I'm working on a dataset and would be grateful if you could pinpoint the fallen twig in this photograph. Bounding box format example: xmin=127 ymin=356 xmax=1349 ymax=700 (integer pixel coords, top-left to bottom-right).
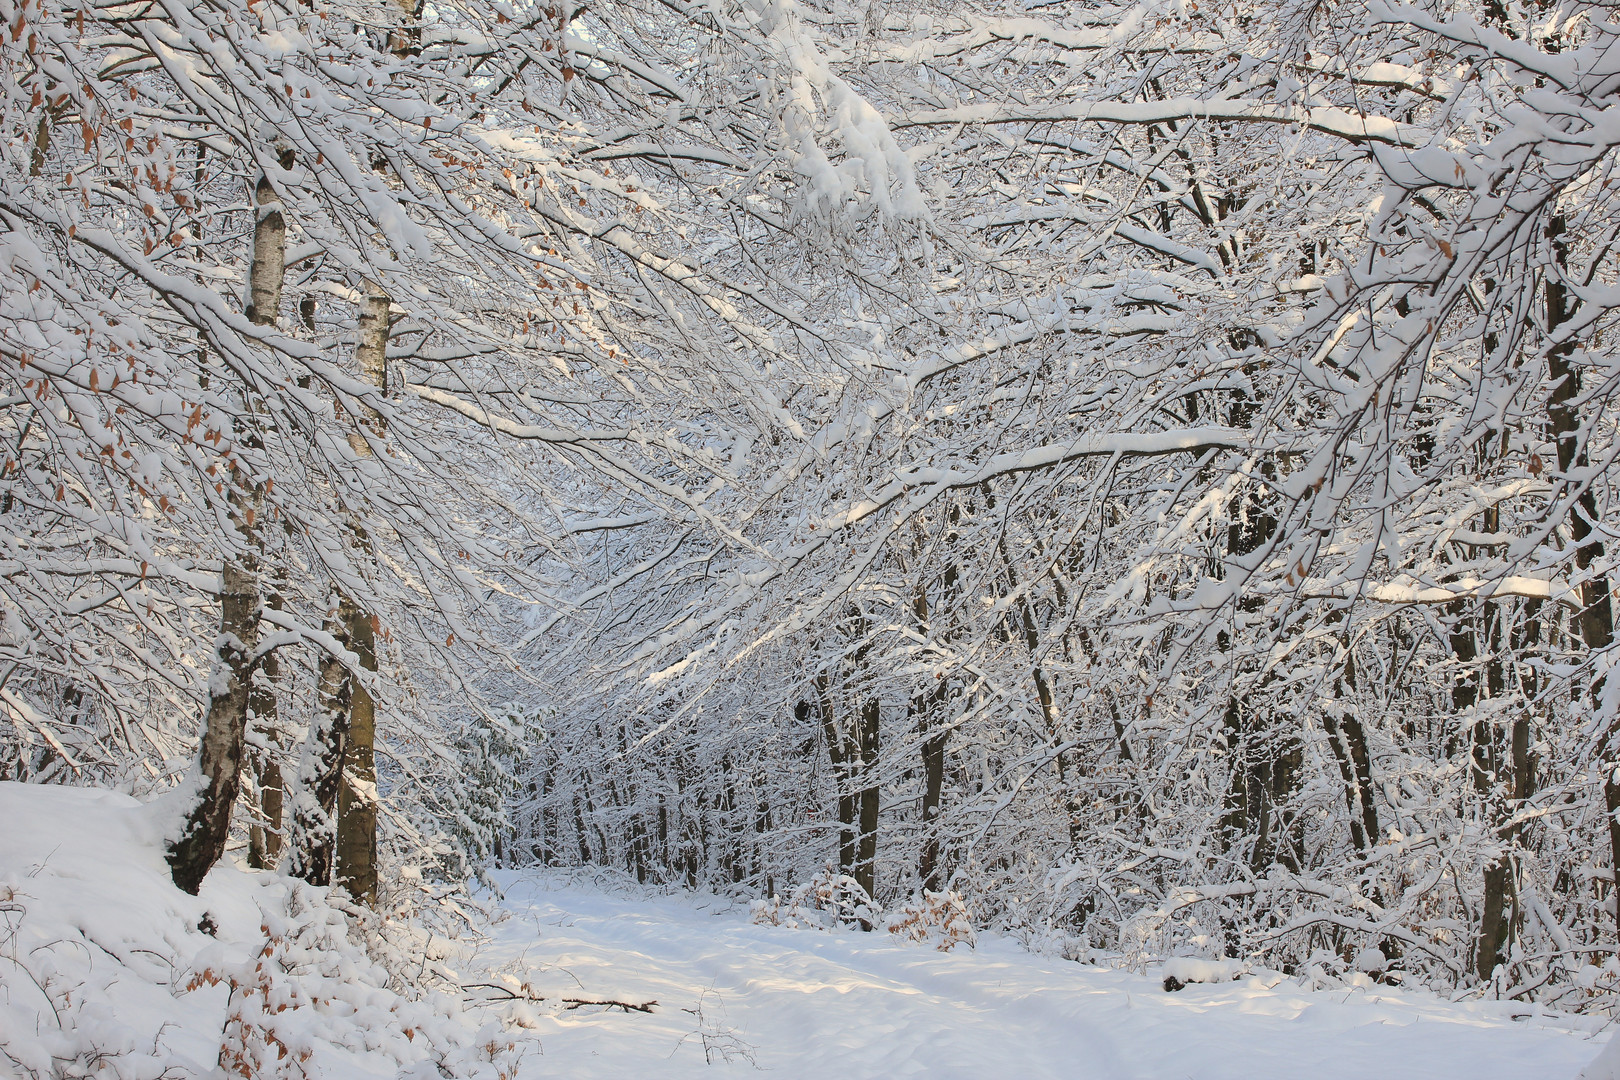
xmin=461 ymin=981 xmax=541 ymax=1002
xmin=461 ymin=982 xmax=657 ymax=1013
xmin=562 ymin=997 xmax=658 ymax=1013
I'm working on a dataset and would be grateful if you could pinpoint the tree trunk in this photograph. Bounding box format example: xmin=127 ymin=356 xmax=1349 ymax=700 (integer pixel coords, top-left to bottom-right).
xmin=29 ymin=112 xmax=49 ymax=178
xmin=242 ymin=156 xmax=293 ymax=874
xmin=853 ymin=696 xmax=880 ymax=910
xmin=1544 ymin=215 xmax=1619 ymax=948
xmin=910 ymin=548 xmax=958 ymax=893
xmin=335 ymin=605 xmax=378 ymax=903
xmin=918 ymin=704 xmax=946 ymax=892
xmin=165 ymin=160 xmax=288 ymax=894
xmin=350 ymin=281 xmax=390 ymax=447
xmin=289 ymin=602 xmax=354 ymax=886
xmin=246 ymin=642 xmax=283 ymax=870
xmin=915 ymin=508 xmax=961 ymax=892
xmin=291 ymin=280 xmax=389 ymax=895
xmin=1323 ymin=642 xmax=1379 ymax=852
xmin=984 ymin=489 xmax=1078 ymax=846
xmin=247 ymin=558 xmax=286 ymax=870
xmin=326 ymin=280 xmax=389 ymax=902
xmin=811 ymin=674 xmax=856 ymax=874
xmin=1217 ymin=376 xmax=1295 ymax=873
xmin=244 ymin=158 xmax=289 ymax=327
xmin=165 ymin=529 xmax=261 ymax=894
xmin=915 ymin=674 xmax=950 ymax=897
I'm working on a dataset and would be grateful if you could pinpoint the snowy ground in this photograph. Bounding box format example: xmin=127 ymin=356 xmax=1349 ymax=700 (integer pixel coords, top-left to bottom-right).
xmin=470 ymin=873 xmax=1608 ymax=1080
xmin=0 ymin=780 xmax=1611 ymax=1079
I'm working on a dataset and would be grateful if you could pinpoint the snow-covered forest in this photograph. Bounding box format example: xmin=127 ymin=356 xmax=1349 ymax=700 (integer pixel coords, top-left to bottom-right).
xmin=6 ymin=0 xmax=1620 ymax=1073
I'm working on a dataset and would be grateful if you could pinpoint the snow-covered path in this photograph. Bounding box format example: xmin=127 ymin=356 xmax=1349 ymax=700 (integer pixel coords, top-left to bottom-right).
xmin=472 ymin=873 xmax=1603 ymax=1079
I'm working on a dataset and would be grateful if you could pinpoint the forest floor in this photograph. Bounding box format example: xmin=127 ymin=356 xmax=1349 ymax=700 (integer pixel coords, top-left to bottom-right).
xmin=474 ymin=872 xmax=1606 ymax=1079
xmin=0 ymin=779 xmax=1610 ymax=1079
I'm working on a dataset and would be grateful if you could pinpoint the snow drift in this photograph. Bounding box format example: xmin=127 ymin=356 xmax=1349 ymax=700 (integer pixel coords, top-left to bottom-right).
xmin=0 ymin=782 xmax=523 ymax=1079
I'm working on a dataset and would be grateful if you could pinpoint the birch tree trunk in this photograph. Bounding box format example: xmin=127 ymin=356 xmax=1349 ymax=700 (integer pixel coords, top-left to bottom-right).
xmin=291 ymin=280 xmax=388 ymax=896
xmin=289 ymin=601 xmax=353 ymax=886
xmin=246 ymin=670 xmax=284 ymax=870
xmin=333 ymin=280 xmax=387 ymax=904
xmin=164 ymin=160 xmax=286 ymax=893
xmin=246 ymin=590 xmax=286 ymax=870
xmin=243 ymin=163 xmax=288 ymax=326
xmin=165 ymin=520 xmax=262 ymax=894
xmin=244 ymin=161 xmax=289 ymax=871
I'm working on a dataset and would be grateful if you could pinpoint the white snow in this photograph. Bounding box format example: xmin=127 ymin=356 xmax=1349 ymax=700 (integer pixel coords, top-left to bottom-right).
xmin=1159 ymin=955 xmax=1245 ymax=986
xmin=472 ymin=872 xmax=1608 ymax=1079
xmin=0 ymin=783 xmax=519 ymax=1079
xmin=0 ymin=781 xmax=1610 ymax=1079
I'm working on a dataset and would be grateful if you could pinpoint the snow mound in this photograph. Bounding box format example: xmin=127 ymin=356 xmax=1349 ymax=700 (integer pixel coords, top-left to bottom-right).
xmin=0 ymin=782 xmax=526 ymax=1079
xmin=1159 ymin=955 xmax=1244 ymax=990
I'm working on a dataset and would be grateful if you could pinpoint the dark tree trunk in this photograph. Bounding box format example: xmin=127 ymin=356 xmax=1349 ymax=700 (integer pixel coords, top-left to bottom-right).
xmin=1467 ymin=598 xmax=1517 ymax=982
xmin=335 ymin=605 xmax=378 ymax=903
xmin=810 ymin=674 xmax=857 ymax=875
xmin=985 ymin=490 xmax=1077 ymax=845
xmin=912 ymin=543 xmax=958 ymax=893
xmin=853 ymin=697 xmax=880 ymax=910
xmin=1544 ymin=215 xmax=1618 ymax=948
xmin=1323 ymin=644 xmax=1379 ymax=852
xmin=29 ymin=112 xmax=49 ymax=178
xmin=1217 ymin=375 xmax=1295 ymax=873
xmin=918 ymin=687 xmax=948 ymax=893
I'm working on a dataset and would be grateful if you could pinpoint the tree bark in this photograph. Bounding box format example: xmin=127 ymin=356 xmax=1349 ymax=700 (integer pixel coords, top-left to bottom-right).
xmin=165 ymin=158 xmax=289 ymax=894
xmin=853 ymin=696 xmax=880 ymax=909
xmin=1323 ymin=643 xmax=1379 ymax=852
xmin=241 ymin=156 xmax=291 ymax=873
xmin=1217 ymin=375 xmax=1297 ymax=873
xmin=910 ymin=538 xmax=958 ymax=893
xmin=1544 ymin=215 xmax=1619 ymax=949
xmin=299 ymin=279 xmax=389 ymax=899
xmin=166 ymin=526 xmax=262 ymax=894
xmin=350 ymin=281 xmax=390 ymax=446
xmin=918 ymin=695 xmax=947 ymax=892
xmin=289 ymin=602 xmax=353 ymax=886
xmin=244 ymin=159 xmax=289 ymax=327
xmin=29 ymin=112 xmax=49 ymax=179
xmin=336 ymin=605 xmax=378 ymax=903
xmin=247 ymin=548 xmax=286 ymax=870
xmin=811 ymin=673 xmax=856 ymax=875
xmin=246 ymin=637 xmax=283 ymax=870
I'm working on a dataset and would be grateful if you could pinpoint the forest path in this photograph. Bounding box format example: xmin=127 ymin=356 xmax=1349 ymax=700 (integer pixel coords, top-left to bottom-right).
xmin=470 ymin=872 xmax=1602 ymax=1079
